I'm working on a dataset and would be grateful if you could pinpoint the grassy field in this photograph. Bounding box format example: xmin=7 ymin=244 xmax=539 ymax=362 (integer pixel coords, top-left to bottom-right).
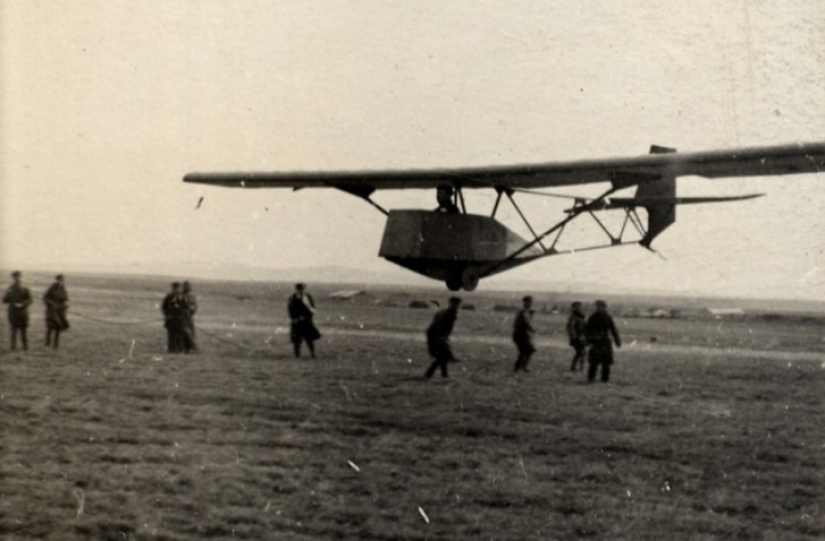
xmin=1 ymin=274 xmax=823 ymax=540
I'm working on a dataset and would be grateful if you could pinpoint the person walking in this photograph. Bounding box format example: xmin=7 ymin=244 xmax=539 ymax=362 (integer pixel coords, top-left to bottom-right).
xmin=44 ymin=274 xmax=70 ymax=349
xmin=3 ymin=271 xmax=32 ymax=351
xmin=424 ymin=296 xmax=462 ymax=379
xmin=566 ymin=301 xmax=586 ymax=371
xmin=513 ymin=295 xmax=536 ymax=373
xmin=288 ymin=283 xmax=320 ymax=358
xmin=584 ymin=300 xmax=622 ymax=383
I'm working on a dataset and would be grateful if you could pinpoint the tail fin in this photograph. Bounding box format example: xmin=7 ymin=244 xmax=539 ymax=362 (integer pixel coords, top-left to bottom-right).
xmin=638 ymin=145 xmax=676 ymax=248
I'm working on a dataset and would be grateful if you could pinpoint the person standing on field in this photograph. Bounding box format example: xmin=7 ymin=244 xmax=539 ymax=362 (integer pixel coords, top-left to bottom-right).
xmin=44 ymin=274 xmax=70 ymax=349
xmin=566 ymin=301 xmax=586 ymax=371
xmin=512 ymin=295 xmax=536 ymax=373
xmin=424 ymin=296 xmax=462 ymax=379
xmin=161 ymin=282 xmax=185 ymax=353
xmin=181 ymin=281 xmax=198 ymax=353
xmin=3 ymin=271 xmax=32 ymax=351
xmin=288 ymin=283 xmax=320 ymax=358
xmin=584 ymin=300 xmax=621 ymax=383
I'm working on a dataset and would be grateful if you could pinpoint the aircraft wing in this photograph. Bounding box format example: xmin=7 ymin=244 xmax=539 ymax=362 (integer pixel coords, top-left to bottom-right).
xmin=184 ymin=141 xmax=825 ymax=190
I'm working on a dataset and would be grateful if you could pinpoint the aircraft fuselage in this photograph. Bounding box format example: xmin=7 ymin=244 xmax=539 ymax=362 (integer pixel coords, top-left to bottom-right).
xmin=378 ymin=210 xmax=542 ymax=290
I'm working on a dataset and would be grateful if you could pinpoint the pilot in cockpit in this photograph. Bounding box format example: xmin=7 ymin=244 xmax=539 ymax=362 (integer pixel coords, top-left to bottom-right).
xmin=435 ymin=184 xmax=460 ymax=214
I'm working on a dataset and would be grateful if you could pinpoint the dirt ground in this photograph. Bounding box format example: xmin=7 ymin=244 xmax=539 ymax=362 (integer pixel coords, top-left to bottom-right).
xmin=1 ymin=275 xmax=823 ymax=540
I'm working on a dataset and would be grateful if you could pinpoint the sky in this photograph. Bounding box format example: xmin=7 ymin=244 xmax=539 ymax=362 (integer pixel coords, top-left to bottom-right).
xmin=1 ymin=1 xmax=823 ymax=300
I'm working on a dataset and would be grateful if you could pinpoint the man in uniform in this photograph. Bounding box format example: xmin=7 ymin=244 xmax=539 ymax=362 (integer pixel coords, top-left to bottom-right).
xmin=161 ymin=282 xmax=185 ymax=353
xmin=181 ymin=281 xmax=198 ymax=353
xmin=424 ymin=296 xmax=462 ymax=379
xmin=584 ymin=300 xmax=622 ymax=383
xmin=288 ymin=283 xmax=320 ymax=358
xmin=513 ymin=295 xmax=536 ymax=373
xmin=44 ymin=274 xmax=70 ymax=349
xmin=566 ymin=301 xmax=586 ymax=371
xmin=3 ymin=271 xmax=33 ymax=351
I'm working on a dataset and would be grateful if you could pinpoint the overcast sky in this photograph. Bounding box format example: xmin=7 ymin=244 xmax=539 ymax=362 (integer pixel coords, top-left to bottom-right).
xmin=1 ymin=1 xmax=823 ymax=299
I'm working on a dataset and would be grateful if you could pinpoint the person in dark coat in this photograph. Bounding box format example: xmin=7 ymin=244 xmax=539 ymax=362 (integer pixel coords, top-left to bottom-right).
xmin=44 ymin=274 xmax=70 ymax=349
xmin=566 ymin=301 xmax=586 ymax=371
xmin=3 ymin=271 xmax=32 ymax=351
xmin=288 ymin=283 xmax=320 ymax=358
xmin=584 ymin=300 xmax=622 ymax=383
xmin=513 ymin=295 xmax=536 ymax=373
xmin=181 ymin=281 xmax=197 ymax=353
xmin=161 ymin=282 xmax=185 ymax=353
xmin=424 ymin=296 xmax=462 ymax=379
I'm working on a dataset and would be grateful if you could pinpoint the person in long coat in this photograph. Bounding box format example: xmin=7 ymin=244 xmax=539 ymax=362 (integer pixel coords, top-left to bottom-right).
xmin=44 ymin=274 xmax=70 ymax=349
xmin=566 ymin=301 xmax=586 ymax=371
xmin=288 ymin=283 xmax=320 ymax=358
xmin=424 ymin=296 xmax=462 ymax=379
xmin=3 ymin=271 xmax=32 ymax=351
xmin=181 ymin=281 xmax=198 ymax=353
xmin=584 ymin=300 xmax=622 ymax=383
xmin=513 ymin=295 xmax=536 ymax=373
xmin=161 ymin=282 xmax=185 ymax=353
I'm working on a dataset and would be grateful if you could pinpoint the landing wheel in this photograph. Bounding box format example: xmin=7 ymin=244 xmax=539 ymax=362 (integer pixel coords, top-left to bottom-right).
xmin=461 ymin=268 xmax=479 ymax=291
xmin=446 ymin=277 xmax=463 ymax=291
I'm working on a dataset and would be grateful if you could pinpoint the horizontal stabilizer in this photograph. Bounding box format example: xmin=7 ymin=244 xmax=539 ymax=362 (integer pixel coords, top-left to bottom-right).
xmin=605 ymin=193 xmax=765 ymax=208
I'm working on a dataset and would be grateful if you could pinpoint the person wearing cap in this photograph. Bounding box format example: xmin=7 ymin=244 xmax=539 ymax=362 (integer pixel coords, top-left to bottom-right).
xmin=424 ymin=296 xmax=462 ymax=379
xmin=161 ymin=282 xmax=185 ymax=353
xmin=566 ymin=301 xmax=586 ymax=371
xmin=44 ymin=274 xmax=70 ymax=349
xmin=288 ymin=282 xmax=320 ymax=358
xmin=181 ymin=281 xmax=198 ymax=353
xmin=584 ymin=300 xmax=622 ymax=383
xmin=513 ymin=295 xmax=537 ymax=373
xmin=3 ymin=271 xmax=33 ymax=351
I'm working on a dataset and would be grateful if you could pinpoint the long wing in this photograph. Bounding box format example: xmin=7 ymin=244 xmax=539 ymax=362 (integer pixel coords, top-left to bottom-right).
xmin=184 ymin=141 xmax=825 ymax=190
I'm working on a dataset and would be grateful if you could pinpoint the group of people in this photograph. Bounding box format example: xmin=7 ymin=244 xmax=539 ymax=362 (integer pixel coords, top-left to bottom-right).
xmin=167 ymin=281 xmax=619 ymax=383
xmin=161 ymin=281 xmax=198 ymax=354
xmin=566 ymin=299 xmax=622 ymax=382
xmin=6 ymin=270 xmax=619 ymax=382
xmin=3 ymin=271 xmax=70 ymax=351
xmin=423 ymin=295 xmax=621 ymax=383
xmin=160 ymin=280 xmax=322 ymax=358
xmin=3 ymin=272 xmax=323 ymax=359
xmin=162 ymin=281 xmax=321 ymax=358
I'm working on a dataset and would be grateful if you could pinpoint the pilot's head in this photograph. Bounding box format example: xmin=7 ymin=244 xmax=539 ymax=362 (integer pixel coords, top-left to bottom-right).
xmin=448 ymin=296 xmax=462 ymax=307
xmin=522 ymin=295 xmax=534 ymax=307
xmin=11 ymin=271 xmax=21 ymax=283
xmin=437 ymin=184 xmax=453 ymax=204
xmin=595 ymin=300 xmax=607 ymax=311
xmin=295 ymin=282 xmax=306 ymax=292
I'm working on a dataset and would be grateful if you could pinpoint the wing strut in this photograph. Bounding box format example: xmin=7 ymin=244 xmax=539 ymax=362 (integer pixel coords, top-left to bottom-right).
xmin=490 ymin=187 xmax=506 ymax=218
xmin=505 ymin=190 xmax=548 ymax=253
xmin=478 ymin=186 xmax=620 ymax=279
xmin=335 ymin=186 xmax=389 ymax=216
xmin=456 ymin=186 xmax=467 ymax=214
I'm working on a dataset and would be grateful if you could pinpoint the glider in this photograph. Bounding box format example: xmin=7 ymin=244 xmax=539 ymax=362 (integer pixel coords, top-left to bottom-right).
xmin=184 ymin=141 xmax=825 ymax=291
